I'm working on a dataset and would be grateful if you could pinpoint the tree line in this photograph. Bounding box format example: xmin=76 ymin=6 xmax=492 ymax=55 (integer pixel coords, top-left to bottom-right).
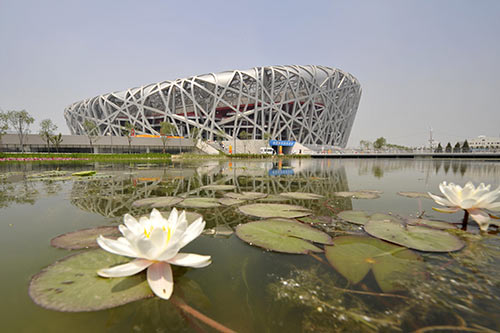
xmin=434 ymin=141 xmax=470 ymax=153
xmin=0 ymin=109 xmax=63 ymax=153
xmin=0 ymin=108 xmax=190 ymax=154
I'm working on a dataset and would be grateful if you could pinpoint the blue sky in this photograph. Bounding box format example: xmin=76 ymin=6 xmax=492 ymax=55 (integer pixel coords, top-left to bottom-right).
xmin=1 ymin=0 xmax=499 ymax=147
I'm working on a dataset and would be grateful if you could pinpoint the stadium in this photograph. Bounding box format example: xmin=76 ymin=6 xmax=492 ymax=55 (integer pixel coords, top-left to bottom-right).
xmin=64 ymin=65 xmax=361 ymax=148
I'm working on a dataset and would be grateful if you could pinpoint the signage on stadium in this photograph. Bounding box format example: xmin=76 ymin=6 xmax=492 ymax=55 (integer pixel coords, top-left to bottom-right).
xmin=269 ymin=140 xmax=295 ymax=147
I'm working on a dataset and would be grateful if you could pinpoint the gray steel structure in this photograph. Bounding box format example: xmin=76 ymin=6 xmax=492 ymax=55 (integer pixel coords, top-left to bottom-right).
xmin=64 ymin=65 xmax=361 ymax=147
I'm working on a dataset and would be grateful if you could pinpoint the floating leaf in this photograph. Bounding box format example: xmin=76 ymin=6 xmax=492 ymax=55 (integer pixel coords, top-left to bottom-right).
xmin=51 ymin=226 xmax=120 ymax=250
xmin=218 ymin=197 xmax=245 ymax=206
xmin=258 ymin=195 xmax=288 ymax=202
xmin=298 ymin=216 xmax=334 ymax=225
xmin=29 ymin=249 xmax=153 ymax=312
xmin=364 ymin=220 xmax=465 ymax=252
xmin=177 ymin=197 xmax=221 ymax=208
xmin=337 ymin=210 xmax=398 ymax=225
xmin=132 ymin=196 xmax=184 ymax=208
xmin=334 ymin=191 xmax=380 ymax=199
xmin=199 ymin=185 xmax=236 ymax=191
xmin=407 ymin=218 xmax=456 ymax=230
xmin=236 ymin=218 xmax=332 ymax=253
xmin=280 ymin=192 xmax=324 ymax=200
xmin=397 ymin=191 xmax=431 ymax=199
xmin=238 ymin=203 xmax=311 ymax=219
xmin=203 ymin=225 xmax=234 ymax=238
xmin=72 ymin=170 xmax=96 ymax=177
xmin=325 ymin=236 xmax=422 ymax=292
xmin=224 ymin=192 xmax=268 ymax=200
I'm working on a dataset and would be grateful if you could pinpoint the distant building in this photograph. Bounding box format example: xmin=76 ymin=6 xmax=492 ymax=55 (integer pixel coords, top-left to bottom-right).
xmin=468 ymin=136 xmax=500 ymax=150
xmin=64 ymin=65 xmax=362 ymax=147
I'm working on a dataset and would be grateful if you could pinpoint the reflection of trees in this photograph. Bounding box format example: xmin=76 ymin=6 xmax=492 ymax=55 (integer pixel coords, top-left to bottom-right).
xmin=0 ymin=177 xmax=39 ymax=208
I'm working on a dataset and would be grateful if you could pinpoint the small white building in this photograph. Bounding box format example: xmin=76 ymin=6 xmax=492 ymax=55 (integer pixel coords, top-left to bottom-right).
xmin=468 ymin=136 xmax=500 ymax=150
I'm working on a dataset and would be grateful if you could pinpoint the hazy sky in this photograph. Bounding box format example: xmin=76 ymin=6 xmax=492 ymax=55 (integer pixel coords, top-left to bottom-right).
xmin=1 ymin=0 xmax=499 ymax=147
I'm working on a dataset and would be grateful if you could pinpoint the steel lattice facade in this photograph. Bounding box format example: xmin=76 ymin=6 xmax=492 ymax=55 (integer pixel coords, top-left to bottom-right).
xmin=64 ymin=65 xmax=361 ymax=147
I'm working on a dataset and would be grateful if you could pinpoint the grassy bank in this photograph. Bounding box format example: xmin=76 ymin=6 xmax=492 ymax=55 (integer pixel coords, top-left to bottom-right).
xmin=0 ymin=152 xmax=171 ymax=162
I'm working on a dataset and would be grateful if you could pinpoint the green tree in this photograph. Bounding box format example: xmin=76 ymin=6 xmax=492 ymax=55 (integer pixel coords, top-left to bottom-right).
xmin=190 ymin=127 xmax=200 ymax=140
xmin=373 ymin=137 xmax=387 ymax=150
xmin=122 ymin=122 xmax=136 ymax=154
xmin=0 ymin=111 xmax=8 ymax=152
xmin=462 ymin=140 xmax=470 ymax=153
xmin=453 ymin=142 xmax=461 ymax=153
xmin=6 ymin=110 xmax=34 ymax=153
xmin=445 ymin=142 xmax=452 ymax=153
xmin=359 ymin=140 xmax=371 ymax=150
xmin=39 ymin=119 xmax=57 ymax=153
xmin=160 ymin=121 xmax=176 ymax=154
xmin=83 ymin=120 xmax=99 ymax=152
xmin=49 ymin=133 xmax=63 ymax=153
xmin=435 ymin=143 xmax=443 ymax=153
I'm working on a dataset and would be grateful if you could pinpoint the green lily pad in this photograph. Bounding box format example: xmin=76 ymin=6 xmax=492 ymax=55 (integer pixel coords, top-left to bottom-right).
xmin=132 ymin=196 xmax=184 ymax=208
xmin=51 ymin=226 xmax=121 ymax=250
xmin=72 ymin=170 xmax=96 ymax=177
xmin=407 ymin=218 xmax=456 ymax=230
xmin=325 ymin=236 xmax=422 ymax=292
xmin=397 ymin=191 xmax=431 ymax=199
xmin=28 ymin=171 xmax=68 ymax=179
xmin=224 ymin=192 xmax=268 ymax=200
xmin=337 ymin=210 xmax=398 ymax=225
xmin=28 ymin=249 xmax=153 ymax=312
xmin=177 ymin=197 xmax=221 ymax=208
xmin=218 ymin=197 xmax=245 ymax=206
xmin=238 ymin=203 xmax=311 ymax=219
xmin=258 ymin=195 xmax=289 ymax=202
xmin=280 ymin=192 xmax=324 ymax=200
xmin=235 ymin=218 xmax=332 ymax=254
xmin=364 ymin=220 xmax=465 ymax=252
xmin=298 ymin=216 xmax=335 ymax=225
xmin=334 ymin=191 xmax=380 ymax=199
xmin=199 ymin=185 xmax=236 ymax=191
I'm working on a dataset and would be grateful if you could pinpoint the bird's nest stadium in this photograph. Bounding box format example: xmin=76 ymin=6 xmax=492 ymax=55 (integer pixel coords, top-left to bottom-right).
xmin=64 ymin=65 xmax=361 ymax=147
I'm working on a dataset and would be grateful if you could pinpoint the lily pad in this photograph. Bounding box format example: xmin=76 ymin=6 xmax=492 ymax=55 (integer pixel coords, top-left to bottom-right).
xmin=364 ymin=220 xmax=465 ymax=252
xmin=337 ymin=210 xmax=398 ymax=225
xmin=238 ymin=203 xmax=311 ymax=219
xmin=132 ymin=196 xmax=184 ymax=208
xmin=72 ymin=170 xmax=96 ymax=177
xmin=407 ymin=218 xmax=456 ymax=230
xmin=397 ymin=191 xmax=431 ymax=199
xmin=280 ymin=192 xmax=324 ymax=200
xmin=325 ymin=236 xmax=422 ymax=292
xmin=224 ymin=192 xmax=268 ymax=200
xmin=29 ymin=249 xmax=153 ymax=312
xmin=334 ymin=191 xmax=380 ymax=199
xmin=298 ymin=216 xmax=335 ymax=225
xmin=236 ymin=218 xmax=332 ymax=254
xmin=218 ymin=197 xmax=245 ymax=206
xmin=199 ymin=185 xmax=236 ymax=191
xmin=51 ymin=226 xmax=121 ymax=250
xmin=177 ymin=197 xmax=221 ymax=208
xmin=259 ymin=195 xmax=289 ymax=202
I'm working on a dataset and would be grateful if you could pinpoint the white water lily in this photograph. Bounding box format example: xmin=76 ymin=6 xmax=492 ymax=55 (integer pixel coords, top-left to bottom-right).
xmin=428 ymin=181 xmax=500 ymax=231
xmin=97 ymin=208 xmax=211 ymax=299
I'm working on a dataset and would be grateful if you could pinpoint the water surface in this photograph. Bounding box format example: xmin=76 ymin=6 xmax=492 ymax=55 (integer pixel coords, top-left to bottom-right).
xmin=1 ymin=158 xmax=499 ymax=332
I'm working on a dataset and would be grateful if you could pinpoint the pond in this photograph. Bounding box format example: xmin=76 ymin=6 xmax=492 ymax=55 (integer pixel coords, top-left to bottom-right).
xmin=1 ymin=158 xmax=499 ymax=332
